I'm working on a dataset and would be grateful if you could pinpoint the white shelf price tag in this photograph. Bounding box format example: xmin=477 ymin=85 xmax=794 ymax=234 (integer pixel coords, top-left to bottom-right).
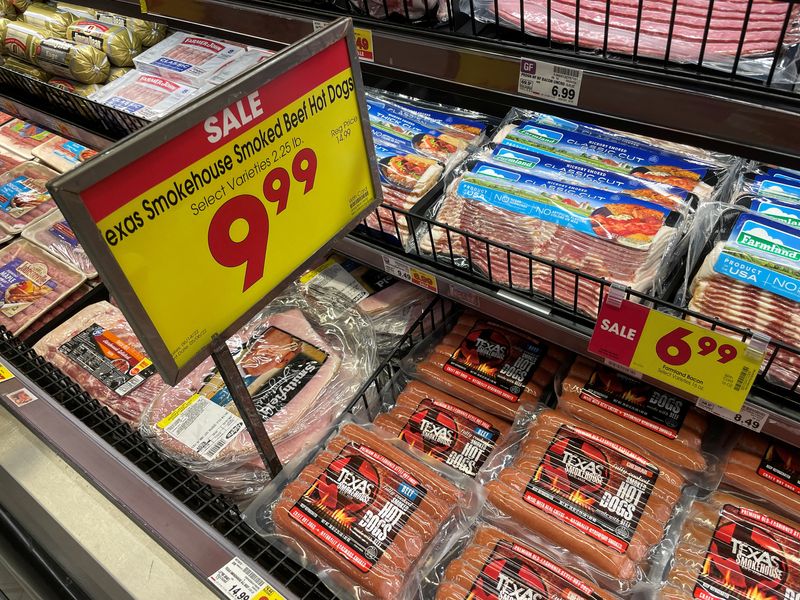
xmin=696 ymin=398 xmax=768 ymax=432
xmin=209 ymin=557 xmax=285 ymax=600
xmin=382 ymin=255 xmax=438 ymax=293
xmin=518 ymin=59 xmax=583 ymax=106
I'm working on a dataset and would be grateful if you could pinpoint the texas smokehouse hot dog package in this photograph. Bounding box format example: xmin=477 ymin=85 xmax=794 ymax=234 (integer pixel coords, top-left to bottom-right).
xmin=402 ymin=311 xmax=570 ymax=422
xmin=244 ymin=421 xmax=481 ymax=600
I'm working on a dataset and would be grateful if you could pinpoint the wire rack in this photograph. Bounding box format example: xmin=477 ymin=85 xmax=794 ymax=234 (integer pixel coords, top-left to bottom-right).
xmin=0 ymin=295 xmax=454 ymax=600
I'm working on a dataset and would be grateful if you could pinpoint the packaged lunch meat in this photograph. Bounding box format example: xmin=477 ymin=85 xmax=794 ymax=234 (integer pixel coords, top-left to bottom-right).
xmin=34 ymin=301 xmax=165 ymax=426
xmin=0 ymin=239 xmax=85 ymax=334
xmin=140 ymin=291 xmax=376 ymax=498
xmin=404 ymin=311 xmax=568 ymax=421
xmin=485 ymin=407 xmax=686 ymax=583
xmin=559 ymin=357 xmax=711 ymax=473
xmin=659 ymin=491 xmax=800 ymax=600
xmin=3 ymin=20 xmax=46 ymax=59
xmin=0 ymin=118 xmax=55 ymax=159
xmin=19 ymin=282 xmax=91 ymax=342
xmin=246 ymin=422 xmax=478 ymax=600
xmin=22 ymin=210 xmax=97 ymax=277
xmin=428 ymin=522 xmax=623 ymax=599
xmin=0 ymin=161 xmax=58 ymax=233
xmin=66 ymin=18 xmax=141 ymax=67
xmin=1 ymin=56 xmax=50 ymax=82
xmin=55 ymin=2 xmax=97 ymax=20
xmin=31 ymin=135 xmax=97 ymax=172
xmin=89 ymin=71 xmax=197 ymax=121
xmin=373 ymin=379 xmax=512 ymax=479
xmin=723 ymin=430 xmax=800 ymax=518
xmin=29 ymin=35 xmax=110 ymax=84
xmin=133 ymin=32 xmax=246 ymax=86
xmin=93 ymin=10 xmax=167 ymax=47
xmin=21 ymin=3 xmax=76 ymax=37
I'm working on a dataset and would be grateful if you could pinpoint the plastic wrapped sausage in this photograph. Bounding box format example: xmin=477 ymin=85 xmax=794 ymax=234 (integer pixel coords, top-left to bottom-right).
xmin=30 ymin=35 xmax=110 ymax=84
xmin=66 ymin=18 xmax=140 ymax=67
xmin=1 ymin=55 xmax=50 ymax=81
xmin=48 ymin=77 xmax=102 ymax=97
xmin=94 ymin=10 xmax=166 ymax=47
xmin=21 ymin=3 xmax=76 ymax=37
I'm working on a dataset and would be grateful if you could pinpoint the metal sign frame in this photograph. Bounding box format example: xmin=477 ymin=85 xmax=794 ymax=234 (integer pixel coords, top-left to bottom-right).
xmin=49 ymin=18 xmax=382 ymax=386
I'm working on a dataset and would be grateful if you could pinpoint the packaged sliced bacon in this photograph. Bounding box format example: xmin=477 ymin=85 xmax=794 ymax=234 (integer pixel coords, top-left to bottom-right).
xmin=89 ymin=70 xmax=197 ymax=121
xmin=140 ymin=290 xmax=377 ymax=499
xmin=204 ymin=47 xmax=274 ymax=87
xmin=0 ymin=161 xmax=59 ymax=233
xmin=403 ymin=311 xmax=569 ymax=422
xmin=19 ymin=282 xmax=92 ymax=342
xmin=0 ymin=118 xmax=56 ymax=160
xmin=0 ymin=146 xmax=25 ymax=174
xmin=22 ymin=210 xmax=97 ymax=278
xmin=658 ymin=491 xmax=800 ymax=600
xmin=484 ymin=405 xmax=688 ymax=584
xmin=133 ymin=32 xmax=246 ymax=86
xmin=33 ymin=301 xmax=167 ymax=426
xmin=0 ymin=111 xmax=14 ymax=128
xmin=31 ymin=135 xmax=97 ymax=173
xmin=0 ymin=239 xmax=85 ymax=334
xmin=244 ymin=422 xmax=480 ymax=600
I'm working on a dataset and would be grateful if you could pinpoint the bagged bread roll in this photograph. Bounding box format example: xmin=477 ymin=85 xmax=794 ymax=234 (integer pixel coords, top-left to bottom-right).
xmin=55 ymin=3 xmax=96 ymax=20
xmin=10 ymin=0 xmax=31 ymax=12
xmin=3 ymin=20 xmax=44 ymax=59
xmin=105 ymin=66 xmax=129 ymax=82
xmin=0 ymin=0 xmax=14 ymax=19
xmin=22 ymin=3 xmax=75 ymax=37
xmin=48 ymin=76 xmax=101 ymax=96
xmin=30 ymin=36 xmax=109 ymax=83
xmin=94 ymin=10 xmax=166 ymax=47
xmin=0 ymin=17 xmax=9 ymax=44
xmin=1 ymin=55 xmax=49 ymax=81
xmin=66 ymin=18 xmax=140 ymax=67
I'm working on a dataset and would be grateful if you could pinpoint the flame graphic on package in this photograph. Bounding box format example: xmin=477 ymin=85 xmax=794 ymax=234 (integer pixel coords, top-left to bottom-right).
xmin=536 ymin=436 xmax=610 ymax=496
xmin=568 ymin=489 xmax=595 ymax=508
xmin=400 ymin=408 xmax=458 ymax=456
xmin=765 ymin=444 xmax=798 ymax=475
xmin=589 ymin=368 xmax=648 ymax=406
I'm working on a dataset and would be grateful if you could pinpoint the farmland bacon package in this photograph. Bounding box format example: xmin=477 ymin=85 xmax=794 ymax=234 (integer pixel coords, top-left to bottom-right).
xmin=403 ymin=311 xmax=568 ymax=421
xmin=245 ymin=422 xmax=480 ymax=600
xmin=0 ymin=161 xmax=59 ymax=233
xmin=33 ymin=301 xmax=164 ymax=426
xmin=22 ymin=210 xmax=97 ymax=277
xmin=0 ymin=118 xmax=55 ymax=160
xmin=140 ymin=291 xmax=377 ymax=499
xmin=659 ymin=491 xmax=800 ymax=600
xmin=484 ymin=406 xmax=687 ymax=584
xmin=89 ymin=70 xmax=197 ymax=121
xmin=0 ymin=239 xmax=85 ymax=334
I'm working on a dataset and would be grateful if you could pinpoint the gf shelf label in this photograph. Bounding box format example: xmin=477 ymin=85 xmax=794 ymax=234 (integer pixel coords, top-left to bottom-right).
xmin=51 ymin=21 xmax=380 ymax=384
xmin=587 ymin=296 xmax=763 ymax=412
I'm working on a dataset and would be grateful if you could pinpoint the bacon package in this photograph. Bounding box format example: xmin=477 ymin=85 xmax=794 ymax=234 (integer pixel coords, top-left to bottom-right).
xmin=0 ymin=161 xmax=59 ymax=233
xmin=31 ymin=135 xmax=97 ymax=173
xmin=133 ymin=31 xmax=246 ymax=86
xmin=22 ymin=210 xmax=97 ymax=277
xmin=0 ymin=118 xmax=56 ymax=160
xmin=89 ymin=70 xmax=197 ymax=121
xmin=659 ymin=492 xmax=800 ymax=600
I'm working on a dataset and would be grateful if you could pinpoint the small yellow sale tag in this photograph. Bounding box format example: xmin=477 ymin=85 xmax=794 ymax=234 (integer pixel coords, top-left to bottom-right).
xmin=354 ymin=27 xmax=374 ymax=62
xmin=0 ymin=363 xmax=15 ymax=383
xmin=588 ymin=297 xmax=764 ymax=412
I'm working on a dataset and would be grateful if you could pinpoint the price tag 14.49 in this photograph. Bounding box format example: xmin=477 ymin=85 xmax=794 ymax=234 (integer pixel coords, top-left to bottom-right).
xmin=588 ymin=297 xmax=764 ymax=412
xmin=518 ymin=59 xmax=583 ymax=106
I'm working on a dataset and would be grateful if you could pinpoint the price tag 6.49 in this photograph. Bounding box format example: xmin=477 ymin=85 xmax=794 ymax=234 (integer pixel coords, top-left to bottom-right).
xmin=518 ymin=59 xmax=583 ymax=106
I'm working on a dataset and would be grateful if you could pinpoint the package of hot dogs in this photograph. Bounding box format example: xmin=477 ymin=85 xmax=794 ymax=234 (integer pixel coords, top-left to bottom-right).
xmin=484 ymin=406 xmax=689 ymax=585
xmin=558 ymin=357 xmax=718 ymax=475
xmin=722 ymin=430 xmax=800 ymax=518
xmin=139 ymin=290 xmax=377 ymax=500
xmin=403 ymin=311 xmax=569 ymax=421
xmin=657 ymin=491 xmax=800 ymax=599
xmin=245 ymin=422 xmax=481 ymax=600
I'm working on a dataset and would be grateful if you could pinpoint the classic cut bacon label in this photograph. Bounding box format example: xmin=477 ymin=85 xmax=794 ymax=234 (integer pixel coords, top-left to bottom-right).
xmin=524 ymin=425 xmax=658 ymax=553
xmin=445 ymin=320 xmax=547 ymax=403
xmin=579 ymin=364 xmax=690 ymax=439
xmin=758 ymin=443 xmax=800 ymax=497
xmin=290 ymin=442 xmax=426 ymax=572
xmin=398 ymin=396 xmax=501 ymax=477
xmin=694 ymin=504 xmax=800 ymax=600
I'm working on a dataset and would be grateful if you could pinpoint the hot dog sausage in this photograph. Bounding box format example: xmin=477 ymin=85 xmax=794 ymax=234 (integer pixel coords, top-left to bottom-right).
xmin=434 ymin=581 xmax=470 ymax=600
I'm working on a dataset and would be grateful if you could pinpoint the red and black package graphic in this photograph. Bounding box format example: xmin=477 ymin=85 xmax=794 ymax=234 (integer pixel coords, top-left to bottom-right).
xmin=694 ymin=504 xmax=800 ymax=600
xmin=468 ymin=539 xmax=604 ymax=600
xmin=444 ymin=320 xmax=546 ymax=403
xmin=398 ymin=396 xmax=501 ymax=478
xmin=580 ymin=365 xmax=690 ymax=439
xmin=758 ymin=443 xmax=800 ymax=497
xmin=290 ymin=442 xmax=426 ymax=573
xmin=524 ymin=425 xmax=658 ymax=553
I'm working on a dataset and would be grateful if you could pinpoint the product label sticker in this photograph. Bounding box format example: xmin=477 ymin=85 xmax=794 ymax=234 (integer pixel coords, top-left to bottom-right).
xmin=58 ymin=323 xmax=156 ymax=396
xmin=457 ymin=174 xmax=672 ymax=250
xmin=209 ymin=556 xmax=286 ymax=600
xmin=290 ymin=441 xmax=426 ymax=572
xmin=695 ymin=399 xmax=767 ymax=432
xmin=49 ymin=220 xmax=80 ymax=247
xmin=694 ymin=504 xmax=800 ymax=600
xmin=524 ymin=424 xmax=658 ymax=553
xmin=398 ymin=396 xmax=501 ymax=477
xmin=302 ymin=258 xmax=370 ymax=304
xmin=758 ymin=443 xmax=800 ymax=496
xmin=579 ymin=364 xmax=690 ymax=439
xmin=157 ymin=394 xmax=244 ymax=460
xmin=518 ymin=59 xmax=583 ymax=107
xmin=444 ymin=319 xmax=547 ymax=403
xmin=52 ymin=139 xmax=98 ymax=167
xmin=714 ymin=214 xmax=800 ymax=304
xmin=382 ymin=255 xmax=438 ymax=293
xmin=0 ymin=259 xmax=56 ymax=317
xmin=7 ymin=120 xmax=52 ymax=143
xmin=471 ymin=539 xmax=603 ymax=600
xmin=0 ymin=176 xmax=51 ymax=218
xmin=197 ymin=326 xmax=327 ymax=423
xmin=750 ymin=198 xmax=800 ymax=228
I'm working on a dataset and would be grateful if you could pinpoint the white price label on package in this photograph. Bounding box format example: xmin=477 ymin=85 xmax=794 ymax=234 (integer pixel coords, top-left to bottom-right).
xmin=209 ymin=557 xmax=285 ymax=600
xmin=518 ymin=59 xmax=583 ymax=106
xmin=696 ymin=398 xmax=768 ymax=432
xmin=382 ymin=255 xmax=438 ymax=293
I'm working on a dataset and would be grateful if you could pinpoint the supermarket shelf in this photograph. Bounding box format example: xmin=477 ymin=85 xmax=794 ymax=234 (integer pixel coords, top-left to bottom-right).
xmin=0 ymin=357 xmax=298 ymax=600
xmin=336 ymin=234 xmax=800 ymax=447
xmin=91 ymin=0 xmax=800 ymax=167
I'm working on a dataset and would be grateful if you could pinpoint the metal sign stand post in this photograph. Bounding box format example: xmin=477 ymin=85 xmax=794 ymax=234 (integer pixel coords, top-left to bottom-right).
xmin=210 ymin=337 xmax=282 ymax=477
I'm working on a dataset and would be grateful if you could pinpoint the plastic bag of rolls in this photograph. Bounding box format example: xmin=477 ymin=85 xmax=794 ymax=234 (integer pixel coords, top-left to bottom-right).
xmin=1 ymin=55 xmax=49 ymax=81
xmin=94 ymin=10 xmax=166 ymax=47
xmin=66 ymin=18 xmax=141 ymax=67
xmin=21 ymin=3 xmax=75 ymax=37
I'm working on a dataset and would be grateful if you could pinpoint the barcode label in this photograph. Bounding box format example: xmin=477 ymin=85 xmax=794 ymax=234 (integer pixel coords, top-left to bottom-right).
xmin=209 ymin=557 xmax=286 ymax=600
xmin=554 ymin=66 xmax=581 ymax=78
xmin=159 ymin=395 xmax=244 ymax=460
xmin=519 ymin=58 xmax=583 ymax=106
xmin=116 ymin=375 xmax=144 ymax=396
xmin=696 ymin=398 xmax=767 ymax=432
xmin=734 ymin=366 xmax=750 ymax=391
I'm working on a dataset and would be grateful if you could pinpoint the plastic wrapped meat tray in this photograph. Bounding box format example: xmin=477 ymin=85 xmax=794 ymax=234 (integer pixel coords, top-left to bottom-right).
xmin=0 ymin=239 xmax=85 ymax=335
xmin=0 ymin=119 xmax=56 ymax=160
xmin=0 ymin=161 xmax=59 ymax=234
xmin=22 ymin=210 xmax=97 ymax=278
xmin=89 ymin=70 xmax=197 ymax=121
xmin=31 ymin=135 xmax=97 ymax=173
